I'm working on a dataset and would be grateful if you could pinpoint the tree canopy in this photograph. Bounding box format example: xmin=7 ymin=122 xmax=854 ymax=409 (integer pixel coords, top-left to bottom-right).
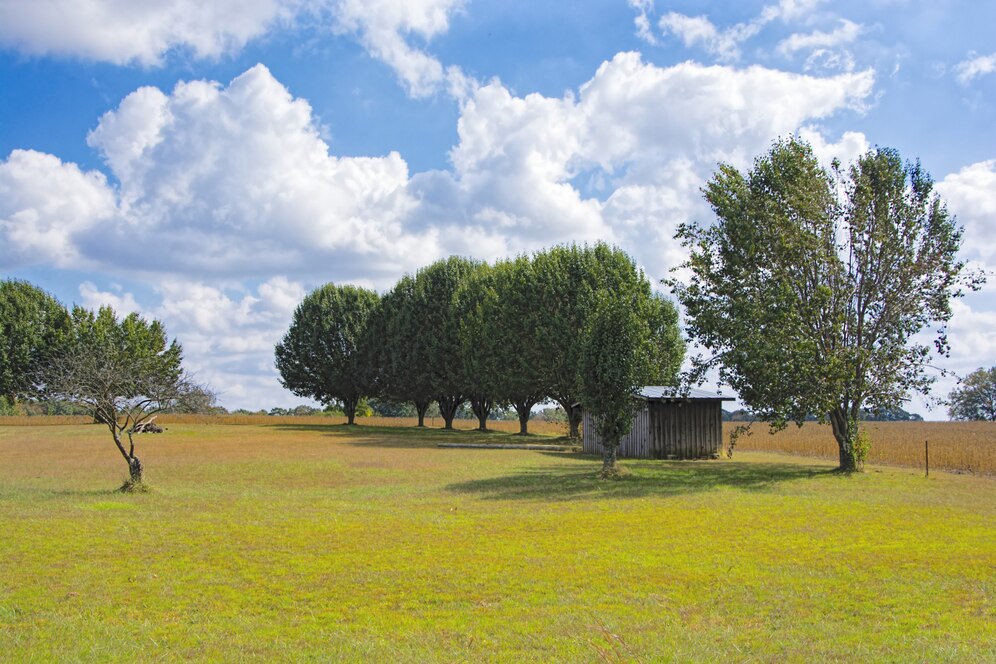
xmin=948 ymin=367 xmax=996 ymax=421
xmin=0 ymin=279 xmax=70 ymax=407
xmin=275 ymin=284 xmax=380 ymax=425
xmin=672 ymin=138 xmax=980 ymax=470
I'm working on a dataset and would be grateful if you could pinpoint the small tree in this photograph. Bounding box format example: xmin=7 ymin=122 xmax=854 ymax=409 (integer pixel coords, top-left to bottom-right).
xmin=275 ymin=284 xmax=380 ymax=425
xmin=673 ymin=138 xmax=980 ymax=471
xmin=579 ymin=294 xmax=644 ymax=476
xmin=42 ymin=306 xmax=202 ymax=490
xmin=948 ymin=367 xmax=996 ymax=421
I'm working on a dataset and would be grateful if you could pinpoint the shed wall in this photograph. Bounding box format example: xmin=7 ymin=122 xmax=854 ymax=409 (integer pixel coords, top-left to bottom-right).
xmin=582 ymin=399 xmax=724 ymax=459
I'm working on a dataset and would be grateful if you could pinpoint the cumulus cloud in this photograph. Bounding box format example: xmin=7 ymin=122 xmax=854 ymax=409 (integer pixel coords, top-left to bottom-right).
xmin=0 ymin=150 xmax=117 ymax=269
xmin=1 ymin=65 xmax=436 ymax=283
xmin=954 ymin=53 xmax=996 ymax=85
xmin=937 ymin=160 xmax=996 ymax=262
xmin=330 ymin=0 xmax=467 ymax=97
xmin=413 ymin=53 xmax=875 ymax=280
xmin=0 ymin=0 xmax=306 ymax=66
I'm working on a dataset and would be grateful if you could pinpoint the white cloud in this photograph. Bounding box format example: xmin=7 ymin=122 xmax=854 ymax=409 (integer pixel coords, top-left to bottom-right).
xmin=78 ymin=281 xmax=142 ymax=315
xmin=656 ymin=0 xmax=828 ymax=61
xmin=628 ymin=0 xmax=658 ymax=45
xmin=937 ymin=160 xmax=996 ymax=262
xmin=0 ymin=150 xmax=117 ymax=269
xmin=331 ymin=0 xmax=467 ymax=97
xmin=0 ymin=0 xmax=307 ymax=66
xmin=954 ymin=53 xmax=996 ymax=85
xmin=778 ymin=18 xmax=863 ymax=56
xmin=0 ymin=0 xmax=469 ymax=100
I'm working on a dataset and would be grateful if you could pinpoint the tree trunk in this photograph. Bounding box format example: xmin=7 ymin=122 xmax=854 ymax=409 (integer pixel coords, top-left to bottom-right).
xmin=128 ymin=456 xmax=143 ymax=484
xmin=829 ymin=407 xmax=858 ymax=472
xmin=414 ymin=399 xmax=430 ymax=427
xmin=344 ymin=396 xmax=358 ymax=425
xmin=557 ymin=398 xmax=582 ymax=439
xmin=470 ymin=396 xmax=492 ymax=431
xmin=438 ymin=396 xmax=463 ymax=430
xmin=514 ymin=402 xmax=531 ymax=435
xmin=602 ymin=443 xmax=618 ymax=474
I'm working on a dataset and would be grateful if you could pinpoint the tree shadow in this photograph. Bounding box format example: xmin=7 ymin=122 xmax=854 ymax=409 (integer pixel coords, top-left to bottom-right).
xmin=269 ymin=423 xmax=573 ymax=449
xmin=445 ymin=458 xmax=834 ymax=501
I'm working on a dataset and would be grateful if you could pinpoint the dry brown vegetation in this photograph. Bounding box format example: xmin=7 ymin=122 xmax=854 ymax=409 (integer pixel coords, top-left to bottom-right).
xmin=726 ymin=421 xmax=996 ymax=475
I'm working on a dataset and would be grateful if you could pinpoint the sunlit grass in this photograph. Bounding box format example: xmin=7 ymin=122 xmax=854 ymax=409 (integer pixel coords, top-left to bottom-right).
xmin=0 ymin=423 xmax=993 ymax=661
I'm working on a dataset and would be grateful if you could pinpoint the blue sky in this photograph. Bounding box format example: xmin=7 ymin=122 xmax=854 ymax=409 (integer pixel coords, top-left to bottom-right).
xmin=1 ymin=0 xmax=994 ymax=415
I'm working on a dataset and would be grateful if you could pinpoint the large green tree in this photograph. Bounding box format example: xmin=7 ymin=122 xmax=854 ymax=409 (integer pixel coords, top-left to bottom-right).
xmin=673 ymin=138 xmax=979 ymax=471
xmin=533 ymin=243 xmax=683 ymax=438
xmin=412 ymin=256 xmax=483 ymax=429
xmin=275 ymin=284 xmax=380 ymax=425
xmin=579 ymin=292 xmax=646 ymax=475
xmin=455 ymin=262 xmax=502 ymax=431
xmin=0 ymin=279 xmax=70 ymax=407
xmin=948 ymin=367 xmax=996 ymax=421
xmin=367 ymin=275 xmax=435 ymax=426
xmin=42 ymin=306 xmax=200 ymax=488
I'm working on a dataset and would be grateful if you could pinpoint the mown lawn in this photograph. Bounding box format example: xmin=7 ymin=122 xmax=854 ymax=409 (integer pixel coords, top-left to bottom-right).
xmin=0 ymin=423 xmax=993 ymax=662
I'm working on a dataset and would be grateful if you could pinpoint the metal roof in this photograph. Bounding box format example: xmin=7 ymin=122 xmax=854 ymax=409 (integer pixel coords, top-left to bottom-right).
xmin=637 ymin=386 xmax=735 ymax=401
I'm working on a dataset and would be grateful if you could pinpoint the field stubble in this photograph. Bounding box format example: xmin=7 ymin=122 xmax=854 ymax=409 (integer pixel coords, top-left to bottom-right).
xmin=0 ymin=421 xmax=992 ymax=661
xmin=726 ymin=421 xmax=996 ymax=475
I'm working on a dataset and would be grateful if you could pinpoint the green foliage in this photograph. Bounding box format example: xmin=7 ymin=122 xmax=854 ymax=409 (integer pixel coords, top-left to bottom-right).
xmin=42 ymin=305 xmax=198 ymax=485
xmin=948 ymin=367 xmax=996 ymax=421
xmin=533 ymin=243 xmax=684 ymax=438
xmin=673 ymin=138 xmax=980 ymax=470
xmin=853 ymin=429 xmax=871 ymax=470
xmin=579 ymin=292 xmax=646 ymax=474
xmin=275 ymin=283 xmax=380 ymax=424
xmin=0 ymin=280 xmax=70 ymax=404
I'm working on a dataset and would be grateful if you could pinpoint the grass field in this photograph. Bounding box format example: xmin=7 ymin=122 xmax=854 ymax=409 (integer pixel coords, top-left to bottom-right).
xmin=1 ymin=422 xmax=993 ymax=662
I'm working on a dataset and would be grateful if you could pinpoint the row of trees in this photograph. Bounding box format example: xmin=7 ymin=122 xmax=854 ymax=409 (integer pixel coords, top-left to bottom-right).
xmin=275 ymin=244 xmax=685 ymax=470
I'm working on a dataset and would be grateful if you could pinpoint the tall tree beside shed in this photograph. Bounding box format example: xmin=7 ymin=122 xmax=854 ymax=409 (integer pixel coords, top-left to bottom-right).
xmin=948 ymin=367 xmax=996 ymax=421
xmin=275 ymin=284 xmax=380 ymax=425
xmin=579 ymin=292 xmax=645 ymax=476
xmin=42 ymin=306 xmax=202 ymax=489
xmin=672 ymin=138 xmax=979 ymax=471
xmin=0 ymin=279 xmax=70 ymax=409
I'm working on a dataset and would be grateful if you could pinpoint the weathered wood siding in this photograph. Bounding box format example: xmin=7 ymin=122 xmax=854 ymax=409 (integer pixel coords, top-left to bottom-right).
xmin=582 ymin=399 xmax=723 ymax=459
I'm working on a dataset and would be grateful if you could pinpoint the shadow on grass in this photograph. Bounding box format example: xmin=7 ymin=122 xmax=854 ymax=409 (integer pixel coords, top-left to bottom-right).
xmin=445 ymin=459 xmax=834 ymax=501
xmin=270 ymin=423 xmax=571 ymax=449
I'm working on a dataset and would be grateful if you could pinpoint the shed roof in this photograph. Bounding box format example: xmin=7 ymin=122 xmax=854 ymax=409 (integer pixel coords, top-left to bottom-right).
xmin=637 ymin=386 xmax=735 ymax=401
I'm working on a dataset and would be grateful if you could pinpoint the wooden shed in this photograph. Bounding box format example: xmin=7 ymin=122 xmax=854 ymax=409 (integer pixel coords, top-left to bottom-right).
xmin=581 ymin=386 xmax=734 ymax=460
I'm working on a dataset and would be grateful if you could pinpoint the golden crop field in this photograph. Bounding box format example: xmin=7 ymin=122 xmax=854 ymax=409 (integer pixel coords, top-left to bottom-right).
xmin=725 ymin=421 xmax=996 ymax=475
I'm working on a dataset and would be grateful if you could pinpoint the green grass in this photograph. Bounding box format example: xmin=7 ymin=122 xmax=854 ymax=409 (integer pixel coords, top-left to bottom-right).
xmin=0 ymin=423 xmax=993 ymax=662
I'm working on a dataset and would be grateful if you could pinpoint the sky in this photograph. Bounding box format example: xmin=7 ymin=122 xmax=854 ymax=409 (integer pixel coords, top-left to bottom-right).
xmin=1 ymin=0 xmax=994 ymax=417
